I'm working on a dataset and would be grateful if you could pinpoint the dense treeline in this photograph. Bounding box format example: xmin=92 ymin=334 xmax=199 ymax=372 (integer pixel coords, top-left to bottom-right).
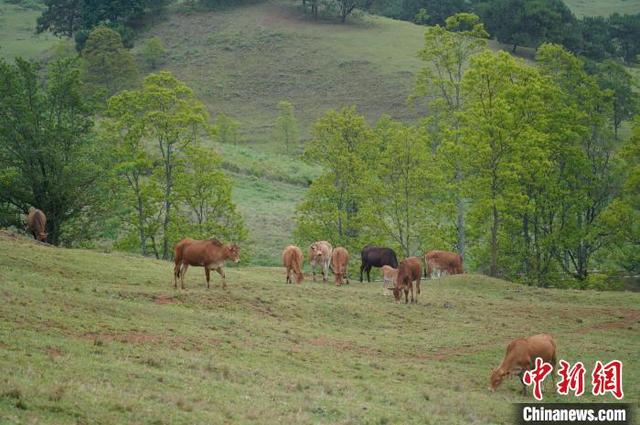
xmin=371 ymin=0 xmax=640 ymax=64
xmin=294 ymin=15 xmax=639 ymax=287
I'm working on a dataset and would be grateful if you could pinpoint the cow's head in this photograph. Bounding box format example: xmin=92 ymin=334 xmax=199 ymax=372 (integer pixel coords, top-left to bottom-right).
xmin=37 ymin=231 xmax=47 ymax=242
xmin=226 ymin=244 xmax=240 ymax=263
xmin=489 ymin=368 xmax=508 ymax=392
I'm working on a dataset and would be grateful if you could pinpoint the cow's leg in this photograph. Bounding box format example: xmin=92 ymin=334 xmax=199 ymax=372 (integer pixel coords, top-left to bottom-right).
xmin=360 ymin=263 xmax=365 ymax=282
xmin=324 ymin=260 xmax=330 ymax=283
xmin=416 ymin=277 xmax=421 ymax=303
xmin=216 ymin=267 xmax=227 ymax=289
xmin=366 ymin=266 xmax=372 ymax=283
xmin=180 ymin=263 xmax=189 ymax=290
xmin=311 ymin=263 xmax=316 ymax=282
xmin=173 ymin=262 xmax=180 ymax=289
xmin=286 ymin=267 xmax=290 ymax=284
xmin=404 ymin=288 xmax=409 ymax=304
xmin=519 ymin=371 xmax=527 ymax=396
xmin=205 ymin=267 xmax=211 ymax=289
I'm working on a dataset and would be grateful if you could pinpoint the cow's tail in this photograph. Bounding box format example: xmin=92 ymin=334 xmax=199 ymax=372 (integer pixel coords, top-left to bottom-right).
xmin=295 ymin=255 xmax=304 ymax=284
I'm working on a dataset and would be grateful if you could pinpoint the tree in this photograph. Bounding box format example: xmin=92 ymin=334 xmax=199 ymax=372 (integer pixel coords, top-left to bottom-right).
xmin=413 ymin=13 xmax=488 ymax=259
xmin=594 ymin=60 xmax=639 ymax=140
xmin=0 ymin=58 xmax=103 ymax=245
xmin=536 ymin=44 xmax=620 ymax=283
xmin=274 ymin=101 xmax=299 ymax=153
xmin=141 ymin=36 xmax=167 ymax=70
xmin=476 ymin=0 xmax=576 ymax=52
xmin=81 ymin=26 xmax=139 ymax=99
xmin=459 ymin=50 xmax=552 ymax=277
xmin=374 ymin=118 xmax=432 ymax=257
xmin=294 ymin=107 xmax=379 ymax=253
xmin=215 ymin=113 xmax=240 ymax=145
xmin=174 ymin=145 xmax=246 ymax=242
xmin=108 ymin=72 xmax=210 ymax=259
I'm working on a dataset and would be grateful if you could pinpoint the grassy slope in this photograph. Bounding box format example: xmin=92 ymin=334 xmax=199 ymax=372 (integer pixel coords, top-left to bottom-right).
xmin=0 ymin=1 xmax=58 ymax=60
xmin=0 ymin=233 xmax=638 ymax=424
xmin=564 ymin=0 xmax=640 ymax=17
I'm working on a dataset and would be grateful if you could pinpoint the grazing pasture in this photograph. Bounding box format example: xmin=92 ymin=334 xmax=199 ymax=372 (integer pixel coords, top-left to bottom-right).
xmin=563 ymin=0 xmax=640 ymax=17
xmin=0 ymin=232 xmax=638 ymax=424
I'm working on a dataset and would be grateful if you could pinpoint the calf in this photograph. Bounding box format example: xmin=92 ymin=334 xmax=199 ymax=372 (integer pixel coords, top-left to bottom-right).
xmin=309 ymin=241 xmax=332 ymax=282
xmin=27 ymin=207 xmax=47 ymax=242
xmin=360 ymin=245 xmax=398 ymax=282
xmin=390 ymin=257 xmax=422 ymax=304
xmin=424 ymin=250 xmax=463 ymax=278
xmin=380 ymin=265 xmax=397 ymax=295
xmin=489 ymin=334 xmax=557 ymax=395
xmin=282 ymin=245 xmax=304 ymax=284
xmin=173 ymin=238 xmax=240 ymax=289
xmin=331 ymin=247 xmax=349 ymax=286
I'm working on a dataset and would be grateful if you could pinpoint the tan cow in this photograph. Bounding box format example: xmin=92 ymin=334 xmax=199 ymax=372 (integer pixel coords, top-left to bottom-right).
xmin=381 ymin=265 xmax=397 ymax=295
xmin=424 ymin=250 xmax=463 ymax=278
xmin=26 ymin=207 xmax=47 ymax=242
xmin=173 ymin=238 xmax=240 ymax=289
xmin=331 ymin=247 xmax=349 ymax=286
xmin=489 ymin=334 xmax=557 ymax=395
xmin=309 ymin=241 xmax=332 ymax=282
xmin=282 ymin=245 xmax=304 ymax=284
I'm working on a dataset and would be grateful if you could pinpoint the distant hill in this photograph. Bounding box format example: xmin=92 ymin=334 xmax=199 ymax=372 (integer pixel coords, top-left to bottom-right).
xmin=563 ymin=0 xmax=640 ymax=17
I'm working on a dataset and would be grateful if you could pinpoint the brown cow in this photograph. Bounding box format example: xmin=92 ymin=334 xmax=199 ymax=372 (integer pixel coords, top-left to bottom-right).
xmin=389 ymin=257 xmax=422 ymax=303
xmin=489 ymin=334 xmax=557 ymax=395
xmin=173 ymin=238 xmax=240 ymax=289
xmin=26 ymin=207 xmax=47 ymax=242
xmin=282 ymin=245 xmax=304 ymax=284
xmin=309 ymin=241 xmax=332 ymax=282
xmin=381 ymin=265 xmax=397 ymax=295
xmin=424 ymin=250 xmax=463 ymax=278
xmin=331 ymin=247 xmax=349 ymax=286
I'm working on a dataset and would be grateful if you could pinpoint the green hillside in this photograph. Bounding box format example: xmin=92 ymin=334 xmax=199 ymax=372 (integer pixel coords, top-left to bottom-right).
xmin=564 ymin=0 xmax=640 ymax=17
xmin=0 ymin=233 xmax=638 ymax=424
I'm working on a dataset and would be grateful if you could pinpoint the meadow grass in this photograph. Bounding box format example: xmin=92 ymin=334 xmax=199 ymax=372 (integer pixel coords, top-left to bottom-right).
xmin=0 ymin=1 xmax=59 ymax=60
xmin=0 ymin=232 xmax=638 ymax=424
xmin=563 ymin=0 xmax=640 ymax=17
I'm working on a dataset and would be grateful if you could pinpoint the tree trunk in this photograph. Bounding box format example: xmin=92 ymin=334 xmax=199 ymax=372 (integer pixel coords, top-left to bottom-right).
xmin=455 ymin=167 xmax=465 ymax=258
xmin=490 ymin=204 xmax=499 ymax=277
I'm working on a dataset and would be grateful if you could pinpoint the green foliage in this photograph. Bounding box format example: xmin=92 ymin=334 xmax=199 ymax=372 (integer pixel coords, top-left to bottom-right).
xmin=475 ymin=0 xmax=577 ymax=52
xmin=593 ymin=59 xmax=639 ymax=139
xmin=295 ymin=107 xmax=379 ymax=253
xmin=36 ymin=0 xmax=168 ymax=49
xmin=215 ymin=113 xmax=240 ymax=145
xmin=106 ymin=71 xmax=241 ymax=259
xmin=0 ymin=57 xmax=104 ymax=245
xmin=274 ymin=101 xmax=299 ymax=154
xmin=174 ymin=144 xmax=247 ymax=243
xmin=81 ymin=26 xmax=139 ymax=100
xmin=141 ymin=36 xmax=166 ymax=69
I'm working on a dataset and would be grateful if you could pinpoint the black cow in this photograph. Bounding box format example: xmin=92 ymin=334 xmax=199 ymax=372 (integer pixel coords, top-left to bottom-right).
xmin=360 ymin=245 xmax=398 ymax=282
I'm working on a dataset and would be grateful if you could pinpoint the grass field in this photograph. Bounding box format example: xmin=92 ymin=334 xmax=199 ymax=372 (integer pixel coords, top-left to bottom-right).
xmin=0 ymin=1 xmax=59 ymax=60
xmin=0 ymin=232 xmax=638 ymax=424
xmin=564 ymin=0 xmax=640 ymax=17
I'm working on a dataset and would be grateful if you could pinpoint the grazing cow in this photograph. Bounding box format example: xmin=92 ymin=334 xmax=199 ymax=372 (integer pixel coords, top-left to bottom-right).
xmin=489 ymin=334 xmax=557 ymax=395
xmin=381 ymin=265 xmax=397 ymax=295
xmin=331 ymin=247 xmax=349 ymax=286
xmin=309 ymin=241 xmax=332 ymax=282
xmin=282 ymin=245 xmax=304 ymax=284
xmin=360 ymin=245 xmax=398 ymax=282
xmin=26 ymin=207 xmax=47 ymax=242
xmin=424 ymin=250 xmax=463 ymax=278
xmin=173 ymin=238 xmax=240 ymax=289
xmin=389 ymin=257 xmax=422 ymax=304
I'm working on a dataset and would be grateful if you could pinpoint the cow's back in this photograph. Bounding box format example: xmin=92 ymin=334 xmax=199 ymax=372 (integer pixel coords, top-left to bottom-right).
xmin=27 ymin=208 xmax=46 ymax=241
xmin=361 ymin=246 xmax=398 ymax=268
xmin=283 ymin=245 xmax=303 ymax=267
xmin=331 ymin=247 xmax=349 ymax=272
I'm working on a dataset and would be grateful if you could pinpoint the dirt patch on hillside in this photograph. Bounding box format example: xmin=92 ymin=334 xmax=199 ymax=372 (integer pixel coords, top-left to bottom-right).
xmin=154 ymin=294 xmax=177 ymax=305
xmin=575 ymin=309 xmax=640 ymax=334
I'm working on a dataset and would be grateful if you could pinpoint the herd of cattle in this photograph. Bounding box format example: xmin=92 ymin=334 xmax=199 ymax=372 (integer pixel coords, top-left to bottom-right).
xmin=283 ymin=241 xmax=464 ymax=303
xmin=24 ymin=207 xmax=561 ymax=396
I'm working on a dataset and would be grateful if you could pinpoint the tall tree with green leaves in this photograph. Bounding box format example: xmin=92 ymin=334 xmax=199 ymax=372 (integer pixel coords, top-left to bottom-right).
xmin=215 ymin=113 xmax=240 ymax=145
xmin=174 ymin=144 xmax=246 ymax=243
xmin=594 ymin=60 xmax=639 ymax=140
xmin=536 ymin=43 xmax=620 ymax=283
xmin=294 ymin=107 xmax=379 ymax=253
xmin=108 ymin=72 xmax=210 ymax=259
xmin=81 ymin=26 xmax=139 ymax=99
xmin=374 ymin=118 xmax=432 ymax=257
xmin=274 ymin=101 xmax=299 ymax=153
xmin=459 ymin=50 xmax=552 ymax=277
xmin=141 ymin=36 xmax=167 ymax=70
xmin=413 ymin=13 xmax=488 ymax=259
xmin=0 ymin=58 xmax=103 ymax=245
